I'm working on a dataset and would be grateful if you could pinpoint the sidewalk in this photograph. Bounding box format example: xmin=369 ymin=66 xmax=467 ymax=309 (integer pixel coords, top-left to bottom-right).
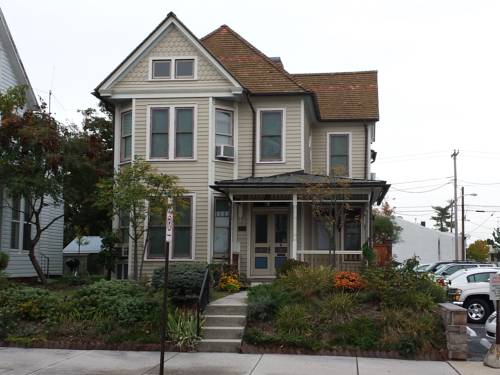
xmin=0 ymin=347 xmax=496 ymax=375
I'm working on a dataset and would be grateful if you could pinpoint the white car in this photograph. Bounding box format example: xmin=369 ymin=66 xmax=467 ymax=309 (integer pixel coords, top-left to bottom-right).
xmin=447 ymin=268 xmax=500 ymax=323
xmin=486 ymin=311 xmax=496 ymax=340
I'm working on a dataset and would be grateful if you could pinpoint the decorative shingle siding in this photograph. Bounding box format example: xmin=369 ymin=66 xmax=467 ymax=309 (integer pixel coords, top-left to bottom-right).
xmin=113 ymin=24 xmax=232 ymax=94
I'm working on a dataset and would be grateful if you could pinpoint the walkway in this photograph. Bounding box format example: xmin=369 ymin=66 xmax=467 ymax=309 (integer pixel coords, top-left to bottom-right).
xmin=0 ymin=348 xmax=497 ymax=375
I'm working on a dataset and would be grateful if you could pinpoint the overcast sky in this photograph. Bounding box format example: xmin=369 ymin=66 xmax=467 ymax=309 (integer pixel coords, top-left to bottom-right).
xmin=3 ymin=0 xmax=500 ymax=242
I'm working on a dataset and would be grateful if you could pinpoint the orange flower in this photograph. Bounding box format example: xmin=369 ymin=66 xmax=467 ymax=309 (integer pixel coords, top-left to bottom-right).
xmin=334 ymin=271 xmax=365 ymax=292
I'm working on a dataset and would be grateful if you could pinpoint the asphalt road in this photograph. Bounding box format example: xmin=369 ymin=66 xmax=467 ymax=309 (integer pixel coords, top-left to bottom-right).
xmin=467 ymin=323 xmax=491 ymax=361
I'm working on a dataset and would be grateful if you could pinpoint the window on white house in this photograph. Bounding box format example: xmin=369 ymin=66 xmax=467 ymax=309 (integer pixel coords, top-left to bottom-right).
xmin=119 ymin=210 xmax=129 ymax=256
xmin=315 ymin=219 xmax=335 ymax=251
xmin=121 ymin=111 xmax=132 ymax=161
xmin=10 ymin=197 xmax=31 ymax=250
xmin=147 ymin=197 xmax=193 ymax=259
xmin=213 ymin=198 xmax=230 ymax=259
xmin=150 ymin=108 xmax=169 ymax=158
xmin=329 ymin=134 xmax=349 ymax=176
xmin=175 ymin=108 xmax=194 ymax=158
xmin=215 ymin=109 xmax=233 ymax=146
xmin=260 ymin=110 xmax=283 ymax=161
xmin=175 ymin=59 xmax=194 ymax=79
xmin=344 ymin=208 xmax=361 ymax=250
xmin=152 ymin=59 xmax=171 ymax=79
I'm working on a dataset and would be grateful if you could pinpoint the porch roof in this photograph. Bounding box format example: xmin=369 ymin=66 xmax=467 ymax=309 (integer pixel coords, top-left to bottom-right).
xmin=211 ymin=170 xmax=390 ymax=204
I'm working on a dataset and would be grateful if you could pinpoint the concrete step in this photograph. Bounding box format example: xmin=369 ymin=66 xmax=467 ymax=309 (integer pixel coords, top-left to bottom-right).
xmin=204 ymin=315 xmax=246 ymax=327
xmin=197 ymin=339 xmax=241 ymax=353
xmin=204 ymin=304 xmax=247 ymax=316
xmin=202 ymin=326 xmax=245 ymax=340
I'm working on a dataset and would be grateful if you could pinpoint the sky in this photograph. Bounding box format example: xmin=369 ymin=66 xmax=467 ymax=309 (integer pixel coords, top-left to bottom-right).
xmin=2 ymin=0 xmax=500 ymax=242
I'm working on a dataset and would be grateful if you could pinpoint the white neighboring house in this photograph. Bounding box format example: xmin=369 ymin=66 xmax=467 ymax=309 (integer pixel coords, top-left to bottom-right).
xmin=0 ymin=7 xmax=63 ymax=278
xmin=392 ymin=217 xmax=455 ymax=264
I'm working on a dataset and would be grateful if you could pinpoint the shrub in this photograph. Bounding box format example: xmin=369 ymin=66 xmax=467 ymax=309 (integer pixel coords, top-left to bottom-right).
xmin=247 ymin=283 xmax=292 ymax=322
xmin=219 ymin=272 xmax=240 ymax=292
xmin=278 ymin=265 xmax=335 ymax=299
xmin=166 ymin=308 xmax=200 ymax=350
xmin=334 ymin=271 xmax=364 ymax=292
xmin=334 ymin=317 xmax=380 ymax=350
xmin=209 ymin=263 xmax=238 ymax=287
xmin=275 ymin=304 xmax=313 ymax=338
xmin=276 ymin=258 xmax=307 ymax=277
xmin=0 ymin=286 xmax=61 ymax=321
xmin=0 ymin=252 xmax=9 ymax=271
xmin=152 ymin=263 xmax=207 ymax=304
xmin=318 ymin=292 xmax=355 ymax=324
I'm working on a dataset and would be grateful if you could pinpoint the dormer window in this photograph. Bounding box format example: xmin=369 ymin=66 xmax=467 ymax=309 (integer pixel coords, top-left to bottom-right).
xmin=175 ymin=59 xmax=194 ymax=79
xmin=152 ymin=59 xmax=171 ymax=79
xmin=150 ymin=57 xmax=196 ymax=80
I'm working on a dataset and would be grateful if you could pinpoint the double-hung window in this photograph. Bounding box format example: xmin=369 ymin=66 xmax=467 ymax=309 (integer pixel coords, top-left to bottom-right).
xmin=152 ymin=59 xmax=171 ymax=79
xmin=215 ymin=109 xmax=233 ymax=147
xmin=175 ymin=59 xmax=194 ymax=79
xmin=10 ymin=196 xmax=31 ymax=251
xmin=151 ymin=58 xmax=195 ymax=80
xmin=328 ymin=134 xmax=350 ymax=177
xmin=344 ymin=208 xmax=361 ymax=250
xmin=149 ymin=106 xmax=194 ymax=160
xmin=259 ymin=110 xmax=284 ymax=162
xmin=121 ymin=111 xmax=132 ymax=162
xmin=147 ymin=196 xmax=194 ymax=260
xmin=213 ymin=198 xmax=230 ymax=259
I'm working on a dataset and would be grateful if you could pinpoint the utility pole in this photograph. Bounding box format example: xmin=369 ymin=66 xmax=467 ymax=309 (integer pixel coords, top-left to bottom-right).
xmin=451 ymin=150 xmax=459 ymax=260
xmin=461 ymin=186 xmax=465 ymax=260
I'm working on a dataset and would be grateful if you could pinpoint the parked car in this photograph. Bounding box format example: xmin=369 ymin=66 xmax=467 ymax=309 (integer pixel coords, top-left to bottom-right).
xmin=435 ymin=262 xmax=496 ymax=279
xmin=414 ymin=263 xmax=432 ymax=273
xmin=426 ymin=261 xmax=489 ymax=273
xmin=486 ymin=311 xmax=496 ymax=340
xmin=447 ymin=268 xmax=500 ymax=323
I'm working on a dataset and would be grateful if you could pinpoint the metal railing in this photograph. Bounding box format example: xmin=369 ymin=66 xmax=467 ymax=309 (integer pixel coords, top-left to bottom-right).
xmin=39 ymin=253 xmax=50 ymax=279
xmin=196 ymin=266 xmax=210 ymax=337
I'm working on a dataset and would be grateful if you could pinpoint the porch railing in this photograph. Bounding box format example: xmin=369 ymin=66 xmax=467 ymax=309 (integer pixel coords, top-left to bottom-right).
xmin=196 ymin=266 xmax=210 ymax=337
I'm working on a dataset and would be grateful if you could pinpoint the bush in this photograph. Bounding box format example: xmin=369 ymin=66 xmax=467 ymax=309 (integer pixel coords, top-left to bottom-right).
xmin=209 ymin=263 xmax=238 ymax=287
xmin=276 ymin=258 xmax=307 ymax=277
xmin=247 ymin=283 xmax=292 ymax=322
xmin=152 ymin=263 xmax=207 ymax=304
xmin=318 ymin=292 xmax=355 ymax=325
xmin=0 ymin=286 xmax=61 ymax=321
xmin=334 ymin=271 xmax=364 ymax=292
xmin=278 ymin=265 xmax=335 ymax=299
xmin=275 ymin=304 xmax=313 ymax=337
xmin=334 ymin=317 xmax=380 ymax=350
xmin=0 ymin=252 xmax=9 ymax=271
xmin=219 ymin=272 xmax=240 ymax=292
xmin=166 ymin=308 xmax=200 ymax=350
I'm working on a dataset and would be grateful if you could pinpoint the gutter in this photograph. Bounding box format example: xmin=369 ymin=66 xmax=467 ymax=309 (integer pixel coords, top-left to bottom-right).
xmin=245 ymin=91 xmax=257 ymax=177
xmin=364 ymin=123 xmax=368 ymax=179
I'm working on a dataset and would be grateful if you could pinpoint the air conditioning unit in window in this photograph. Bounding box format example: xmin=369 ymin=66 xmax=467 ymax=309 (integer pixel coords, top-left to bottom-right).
xmin=121 ymin=245 xmax=129 ymax=258
xmin=215 ymin=144 xmax=235 ymax=160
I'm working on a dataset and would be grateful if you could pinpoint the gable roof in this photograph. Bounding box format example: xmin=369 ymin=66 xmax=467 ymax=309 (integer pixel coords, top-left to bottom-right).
xmin=0 ymin=7 xmax=37 ymax=108
xmin=293 ymin=71 xmax=379 ymax=121
xmin=95 ymin=12 xmax=242 ymax=95
xmin=200 ymin=25 xmax=307 ymax=95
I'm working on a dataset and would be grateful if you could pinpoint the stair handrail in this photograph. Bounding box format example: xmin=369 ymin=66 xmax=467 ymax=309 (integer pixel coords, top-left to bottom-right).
xmin=196 ymin=265 xmax=210 ymax=337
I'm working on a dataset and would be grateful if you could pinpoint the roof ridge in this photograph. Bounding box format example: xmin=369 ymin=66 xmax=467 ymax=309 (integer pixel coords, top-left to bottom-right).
xmin=202 ymin=25 xmax=309 ymax=93
xmin=293 ymin=70 xmax=378 ymax=76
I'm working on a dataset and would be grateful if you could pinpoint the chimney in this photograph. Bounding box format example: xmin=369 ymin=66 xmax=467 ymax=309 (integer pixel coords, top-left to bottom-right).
xmin=420 ymin=221 xmax=426 ymax=227
xmin=269 ymin=57 xmax=284 ymax=70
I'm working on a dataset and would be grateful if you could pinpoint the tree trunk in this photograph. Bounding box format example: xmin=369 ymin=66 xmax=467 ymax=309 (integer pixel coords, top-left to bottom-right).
xmin=133 ymin=238 xmax=138 ymax=281
xmin=28 ymin=247 xmax=47 ymax=284
xmin=106 ymin=268 xmax=112 ymax=280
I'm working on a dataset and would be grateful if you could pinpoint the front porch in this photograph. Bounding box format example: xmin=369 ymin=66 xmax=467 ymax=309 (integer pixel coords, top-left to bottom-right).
xmin=211 ymin=171 xmax=389 ymax=281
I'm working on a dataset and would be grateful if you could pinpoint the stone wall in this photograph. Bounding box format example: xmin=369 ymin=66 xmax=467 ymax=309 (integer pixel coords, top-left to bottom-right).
xmin=439 ymin=302 xmax=467 ymax=360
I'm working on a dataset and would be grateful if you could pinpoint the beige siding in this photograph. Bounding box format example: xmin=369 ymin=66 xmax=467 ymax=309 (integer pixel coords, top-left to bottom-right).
xmin=214 ymin=99 xmax=236 ymax=181
xmin=238 ymin=96 xmax=303 ymax=178
xmin=113 ymin=24 xmax=232 ymax=93
xmin=311 ymin=122 xmax=367 ymax=179
xmin=132 ymin=97 xmax=210 ymax=276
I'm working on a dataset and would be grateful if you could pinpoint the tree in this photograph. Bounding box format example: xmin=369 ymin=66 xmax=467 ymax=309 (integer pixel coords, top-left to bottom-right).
xmin=0 ymin=86 xmax=65 ymax=283
xmin=74 ymin=226 xmax=89 ymax=275
xmin=96 ymin=160 xmax=186 ymax=280
xmin=300 ymin=172 xmax=352 ymax=268
xmin=373 ymin=200 xmax=402 ymax=244
xmin=63 ymin=107 xmax=113 ymax=244
xmin=97 ymin=231 xmax=121 ymax=280
xmin=466 ymin=240 xmax=489 ymax=262
xmin=431 ymin=201 xmax=454 ymax=232
xmin=487 ymin=227 xmax=500 ymax=261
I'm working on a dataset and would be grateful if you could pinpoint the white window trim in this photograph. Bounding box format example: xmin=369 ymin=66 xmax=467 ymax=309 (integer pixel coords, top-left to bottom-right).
xmin=120 ymin=109 xmax=133 ymax=163
xmin=212 ymin=195 xmax=231 ymax=259
xmin=214 ymin=105 xmax=235 ymax=164
xmin=326 ymin=132 xmax=352 ymax=178
xmin=256 ymin=108 xmax=286 ymax=164
xmin=9 ymin=196 xmax=30 ymax=253
xmin=143 ymin=193 xmax=196 ymax=262
xmin=145 ymin=104 xmax=198 ymax=161
xmin=148 ymin=56 xmax=198 ymax=81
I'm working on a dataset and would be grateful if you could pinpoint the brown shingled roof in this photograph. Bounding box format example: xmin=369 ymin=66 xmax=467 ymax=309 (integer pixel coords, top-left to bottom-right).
xmin=201 ymin=25 xmax=307 ymax=95
xmin=293 ymin=72 xmax=379 ymax=121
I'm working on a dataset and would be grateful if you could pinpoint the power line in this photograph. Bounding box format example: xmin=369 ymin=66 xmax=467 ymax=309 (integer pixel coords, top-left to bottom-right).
xmin=377 ymin=150 xmax=449 ymax=160
xmin=459 ymin=179 xmax=500 ymax=186
xmin=391 ymin=181 xmax=451 ymax=194
xmin=468 ymin=214 xmax=495 ymax=234
xmin=391 ymin=176 xmax=452 ymax=185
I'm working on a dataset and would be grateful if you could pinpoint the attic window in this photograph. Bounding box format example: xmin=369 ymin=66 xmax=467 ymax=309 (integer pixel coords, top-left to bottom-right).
xmin=152 ymin=59 xmax=171 ymax=79
xmin=175 ymin=59 xmax=194 ymax=79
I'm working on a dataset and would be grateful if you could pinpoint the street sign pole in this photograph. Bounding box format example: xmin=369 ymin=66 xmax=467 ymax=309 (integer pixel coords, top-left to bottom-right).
xmin=159 ymin=207 xmax=173 ymax=375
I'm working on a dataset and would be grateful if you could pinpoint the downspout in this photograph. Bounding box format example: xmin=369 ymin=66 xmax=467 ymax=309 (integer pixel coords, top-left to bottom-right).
xmin=245 ymin=91 xmax=257 ymax=177
xmin=364 ymin=123 xmax=368 ymax=180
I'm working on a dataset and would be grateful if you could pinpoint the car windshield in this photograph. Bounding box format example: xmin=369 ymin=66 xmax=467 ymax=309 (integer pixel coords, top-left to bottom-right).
xmin=434 ymin=264 xmax=450 ymax=274
xmin=415 ymin=264 xmax=431 ymax=272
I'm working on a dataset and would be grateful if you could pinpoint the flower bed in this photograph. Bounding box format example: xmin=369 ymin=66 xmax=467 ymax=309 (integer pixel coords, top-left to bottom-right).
xmin=244 ymin=260 xmax=447 ymax=358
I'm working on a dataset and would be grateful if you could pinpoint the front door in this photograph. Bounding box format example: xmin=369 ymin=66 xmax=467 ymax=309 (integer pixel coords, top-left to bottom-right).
xmin=251 ymin=211 xmax=289 ymax=277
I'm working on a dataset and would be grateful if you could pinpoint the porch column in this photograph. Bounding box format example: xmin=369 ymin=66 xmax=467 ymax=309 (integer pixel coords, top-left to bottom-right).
xmin=292 ymin=194 xmax=298 ymax=260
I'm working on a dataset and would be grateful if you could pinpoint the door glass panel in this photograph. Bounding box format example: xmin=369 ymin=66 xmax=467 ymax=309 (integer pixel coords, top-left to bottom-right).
xmin=255 ymin=214 xmax=267 ymax=243
xmin=275 ymin=214 xmax=288 ymax=243
xmin=255 ymin=257 xmax=268 ymax=269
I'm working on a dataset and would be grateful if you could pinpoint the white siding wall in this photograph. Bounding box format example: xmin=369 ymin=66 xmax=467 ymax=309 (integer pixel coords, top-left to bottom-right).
xmin=0 ymin=37 xmax=17 ymax=92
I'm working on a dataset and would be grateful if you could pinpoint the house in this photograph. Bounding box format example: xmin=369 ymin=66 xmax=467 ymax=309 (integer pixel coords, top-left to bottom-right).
xmin=0 ymin=7 xmax=63 ymax=278
xmin=63 ymin=236 xmax=128 ymax=279
xmin=94 ymin=13 xmax=389 ymax=281
xmin=392 ymin=217 xmax=455 ymax=264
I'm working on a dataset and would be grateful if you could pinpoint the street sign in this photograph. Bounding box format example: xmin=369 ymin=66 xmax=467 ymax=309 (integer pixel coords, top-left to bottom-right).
xmin=490 ymin=273 xmax=500 ymax=300
xmin=166 ymin=208 xmax=173 ymax=243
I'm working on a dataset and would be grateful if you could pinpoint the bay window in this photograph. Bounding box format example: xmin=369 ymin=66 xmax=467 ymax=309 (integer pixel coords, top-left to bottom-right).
xmin=328 ymin=133 xmax=350 ymax=177
xmin=259 ymin=110 xmax=284 ymax=162
xmin=215 ymin=109 xmax=233 ymax=146
xmin=150 ymin=108 xmax=169 ymax=158
xmin=175 ymin=108 xmax=194 ymax=158
xmin=121 ymin=111 xmax=132 ymax=161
